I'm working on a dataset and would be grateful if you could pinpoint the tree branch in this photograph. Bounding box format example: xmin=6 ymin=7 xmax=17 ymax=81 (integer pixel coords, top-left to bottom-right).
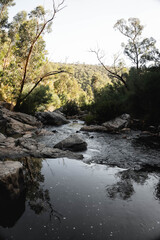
xmin=20 ymin=70 xmax=68 ymax=103
xmin=90 ymin=49 xmax=128 ymax=89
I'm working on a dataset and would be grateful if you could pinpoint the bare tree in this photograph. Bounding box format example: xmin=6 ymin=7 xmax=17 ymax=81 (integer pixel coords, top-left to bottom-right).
xmin=90 ymin=48 xmax=128 ymax=89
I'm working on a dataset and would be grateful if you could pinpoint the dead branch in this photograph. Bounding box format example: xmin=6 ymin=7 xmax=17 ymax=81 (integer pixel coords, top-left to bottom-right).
xmin=90 ymin=48 xmax=128 ymax=89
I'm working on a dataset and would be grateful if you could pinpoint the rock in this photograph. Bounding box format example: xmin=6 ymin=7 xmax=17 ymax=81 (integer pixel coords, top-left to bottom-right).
xmin=102 ymin=114 xmax=131 ymax=132
xmin=0 ymin=106 xmax=42 ymax=137
xmin=5 ymin=117 xmax=37 ymax=136
xmin=54 ymin=134 xmax=87 ymax=152
xmin=0 ymin=106 xmax=41 ymax=127
xmin=0 ymin=136 xmax=83 ymax=160
xmin=34 ymin=128 xmax=54 ymax=136
xmin=35 ymin=111 xmax=69 ymax=126
xmin=0 ymin=101 xmax=14 ymax=110
xmin=121 ymin=128 xmax=131 ymax=133
xmin=0 ymin=133 xmax=6 ymax=142
xmin=0 ymin=161 xmax=25 ymax=200
xmin=81 ymin=125 xmax=109 ymax=132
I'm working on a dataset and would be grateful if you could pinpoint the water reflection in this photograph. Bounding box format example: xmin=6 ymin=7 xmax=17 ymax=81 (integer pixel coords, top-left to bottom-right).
xmin=24 ymin=158 xmax=63 ymax=221
xmin=0 ymin=194 xmax=25 ymax=228
xmin=106 ymin=169 xmax=149 ymax=200
xmin=0 ymin=158 xmax=63 ymax=229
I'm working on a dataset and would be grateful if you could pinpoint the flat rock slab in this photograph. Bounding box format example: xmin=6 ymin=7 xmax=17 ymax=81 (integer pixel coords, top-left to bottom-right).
xmin=0 ymin=161 xmax=25 ymax=200
xmin=54 ymin=134 xmax=87 ymax=152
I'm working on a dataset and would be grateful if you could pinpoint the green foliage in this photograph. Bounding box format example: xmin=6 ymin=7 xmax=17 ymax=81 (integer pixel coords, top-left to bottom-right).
xmin=89 ymin=83 xmax=126 ymax=123
xmin=84 ymin=113 xmax=96 ymax=125
xmin=88 ymin=67 xmax=160 ymax=125
xmin=19 ymin=85 xmax=53 ymax=114
xmin=62 ymin=100 xmax=79 ymax=116
xmin=114 ymin=18 xmax=160 ymax=69
xmin=125 ymin=67 xmax=160 ymax=124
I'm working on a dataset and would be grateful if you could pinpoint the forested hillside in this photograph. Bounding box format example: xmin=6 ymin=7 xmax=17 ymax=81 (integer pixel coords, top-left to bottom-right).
xmin=0 ymin=1 xmax=160 ymax=126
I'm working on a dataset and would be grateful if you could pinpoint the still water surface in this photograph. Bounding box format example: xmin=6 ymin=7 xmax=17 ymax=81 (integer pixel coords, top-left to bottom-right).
xmin=1 ymin=121 xmax=160 ymax=240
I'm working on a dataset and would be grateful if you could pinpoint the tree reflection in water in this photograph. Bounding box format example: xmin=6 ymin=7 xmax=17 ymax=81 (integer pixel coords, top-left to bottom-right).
xmin=106 ymin=169 xmax=149 ymax=200
xmin=23 ymin=157 xmax=63 ymax=222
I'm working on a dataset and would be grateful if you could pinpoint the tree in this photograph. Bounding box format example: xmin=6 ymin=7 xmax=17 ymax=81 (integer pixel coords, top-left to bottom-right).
xmin=14 ymin=0 xmax=65 ymax=110
xmin=114 ymin=18 xmax=160 ymax=69
xmin=0 ymin=0 xmax=15 ymax=41
xmin=90 ymin=49 xmax=129 ymax=89
xmin=0 ymin=0 xmax=67 ymax=109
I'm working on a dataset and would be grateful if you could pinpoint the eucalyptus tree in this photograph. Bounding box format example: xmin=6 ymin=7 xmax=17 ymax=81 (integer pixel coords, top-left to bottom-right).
xmin=0 ymin=0 xmax=15 ymax=39
xmin=114 ymin=18 xmax=160 ymax=69
xmin=14 ymin=0 xmax=66 ymax=110
xmin=0 ymin=0 xmax=66 ymax=108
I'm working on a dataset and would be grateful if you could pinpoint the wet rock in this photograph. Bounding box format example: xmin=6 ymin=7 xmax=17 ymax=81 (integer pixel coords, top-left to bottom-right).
xmin=81 ymin=125 xmax=109 ymax=132
xmin=121 ymin=128 xmax=131 ymax=133
xmin=0 ymin=136 xmax=83 ymax=160
xmin=0 ymin=161 xmax=25 ymax=200
xmin=102 ymin=114 xmax=131 ymax=132
xmin=54 ymin=134 xmax=87 ymax=152
xmin=136 ymin=132 xmax=160 ymax=149
xmin=35 ymin=111 xmax=69 ymax=126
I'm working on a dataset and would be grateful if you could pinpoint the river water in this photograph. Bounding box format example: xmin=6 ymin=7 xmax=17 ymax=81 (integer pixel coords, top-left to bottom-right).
xmin=1 ymin=121 xmax=160 ymax=240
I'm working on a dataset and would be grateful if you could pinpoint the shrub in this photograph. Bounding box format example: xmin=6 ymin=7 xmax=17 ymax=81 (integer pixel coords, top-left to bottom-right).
xmin=19 ymin=85 xmax=53 ymax=115
xmin=62 ymin=100 xmax=79 ymax=116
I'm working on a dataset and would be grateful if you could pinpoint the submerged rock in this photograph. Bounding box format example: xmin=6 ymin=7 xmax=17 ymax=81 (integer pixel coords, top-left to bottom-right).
xmin=0 ymin=161 xmax=25 ymax=200
xmin=35 ymin=111 xmax=69 ymax=126
xmin=81 ymin=125 xmax=109 ymax=133
xmin=54 ymin=134 xmax=87 ymax=152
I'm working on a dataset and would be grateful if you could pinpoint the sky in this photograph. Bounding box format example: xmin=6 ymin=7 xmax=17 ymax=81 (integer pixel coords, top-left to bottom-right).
xmin=9 ymin=0 xmax=160 ymax=65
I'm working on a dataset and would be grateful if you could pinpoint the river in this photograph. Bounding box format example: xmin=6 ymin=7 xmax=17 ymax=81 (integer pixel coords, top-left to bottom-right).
xmin=0 ymin=120 xmax=160 ymax=240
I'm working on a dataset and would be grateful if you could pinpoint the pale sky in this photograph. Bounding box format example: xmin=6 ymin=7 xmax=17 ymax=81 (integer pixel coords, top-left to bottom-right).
xmin=9 ymin=0 xmax=160 ymax=65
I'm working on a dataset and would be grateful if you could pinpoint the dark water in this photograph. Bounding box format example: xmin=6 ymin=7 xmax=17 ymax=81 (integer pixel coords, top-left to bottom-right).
xmin=1 ymin=121 xmax=160 ymax=240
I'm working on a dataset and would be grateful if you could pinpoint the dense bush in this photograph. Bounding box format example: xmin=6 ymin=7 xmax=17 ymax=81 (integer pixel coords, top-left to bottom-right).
xmin=19 ymin=85 xmax=54 ymax=115
xmin=88 ymin=83 xmax=127 ymax=123
xmin=86 ymin=67 xmax=160 ymax=126
xmin=62 ymin=100 xmax=79 ymax=116
xmin=126 ymin=68 xmax=160 ymax=124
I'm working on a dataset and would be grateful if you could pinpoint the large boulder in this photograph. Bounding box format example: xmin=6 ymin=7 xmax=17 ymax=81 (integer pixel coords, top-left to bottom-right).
xmin=35 ymin=111 xmax=69 ymax=126
xmin=0 ymin=106 xmax=41 ymax=127
xmin=102 ymin=114 xmax=131 ymax=132
xmin=0 ymin=106 xmax=42 ymax=136
xmin=0 ymin=161 xmax=25 ymax=200
xmin=5 ymin=117 xmax=38 ymax=136
xmin=54 ymin=134 xmax=87 ymax=152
